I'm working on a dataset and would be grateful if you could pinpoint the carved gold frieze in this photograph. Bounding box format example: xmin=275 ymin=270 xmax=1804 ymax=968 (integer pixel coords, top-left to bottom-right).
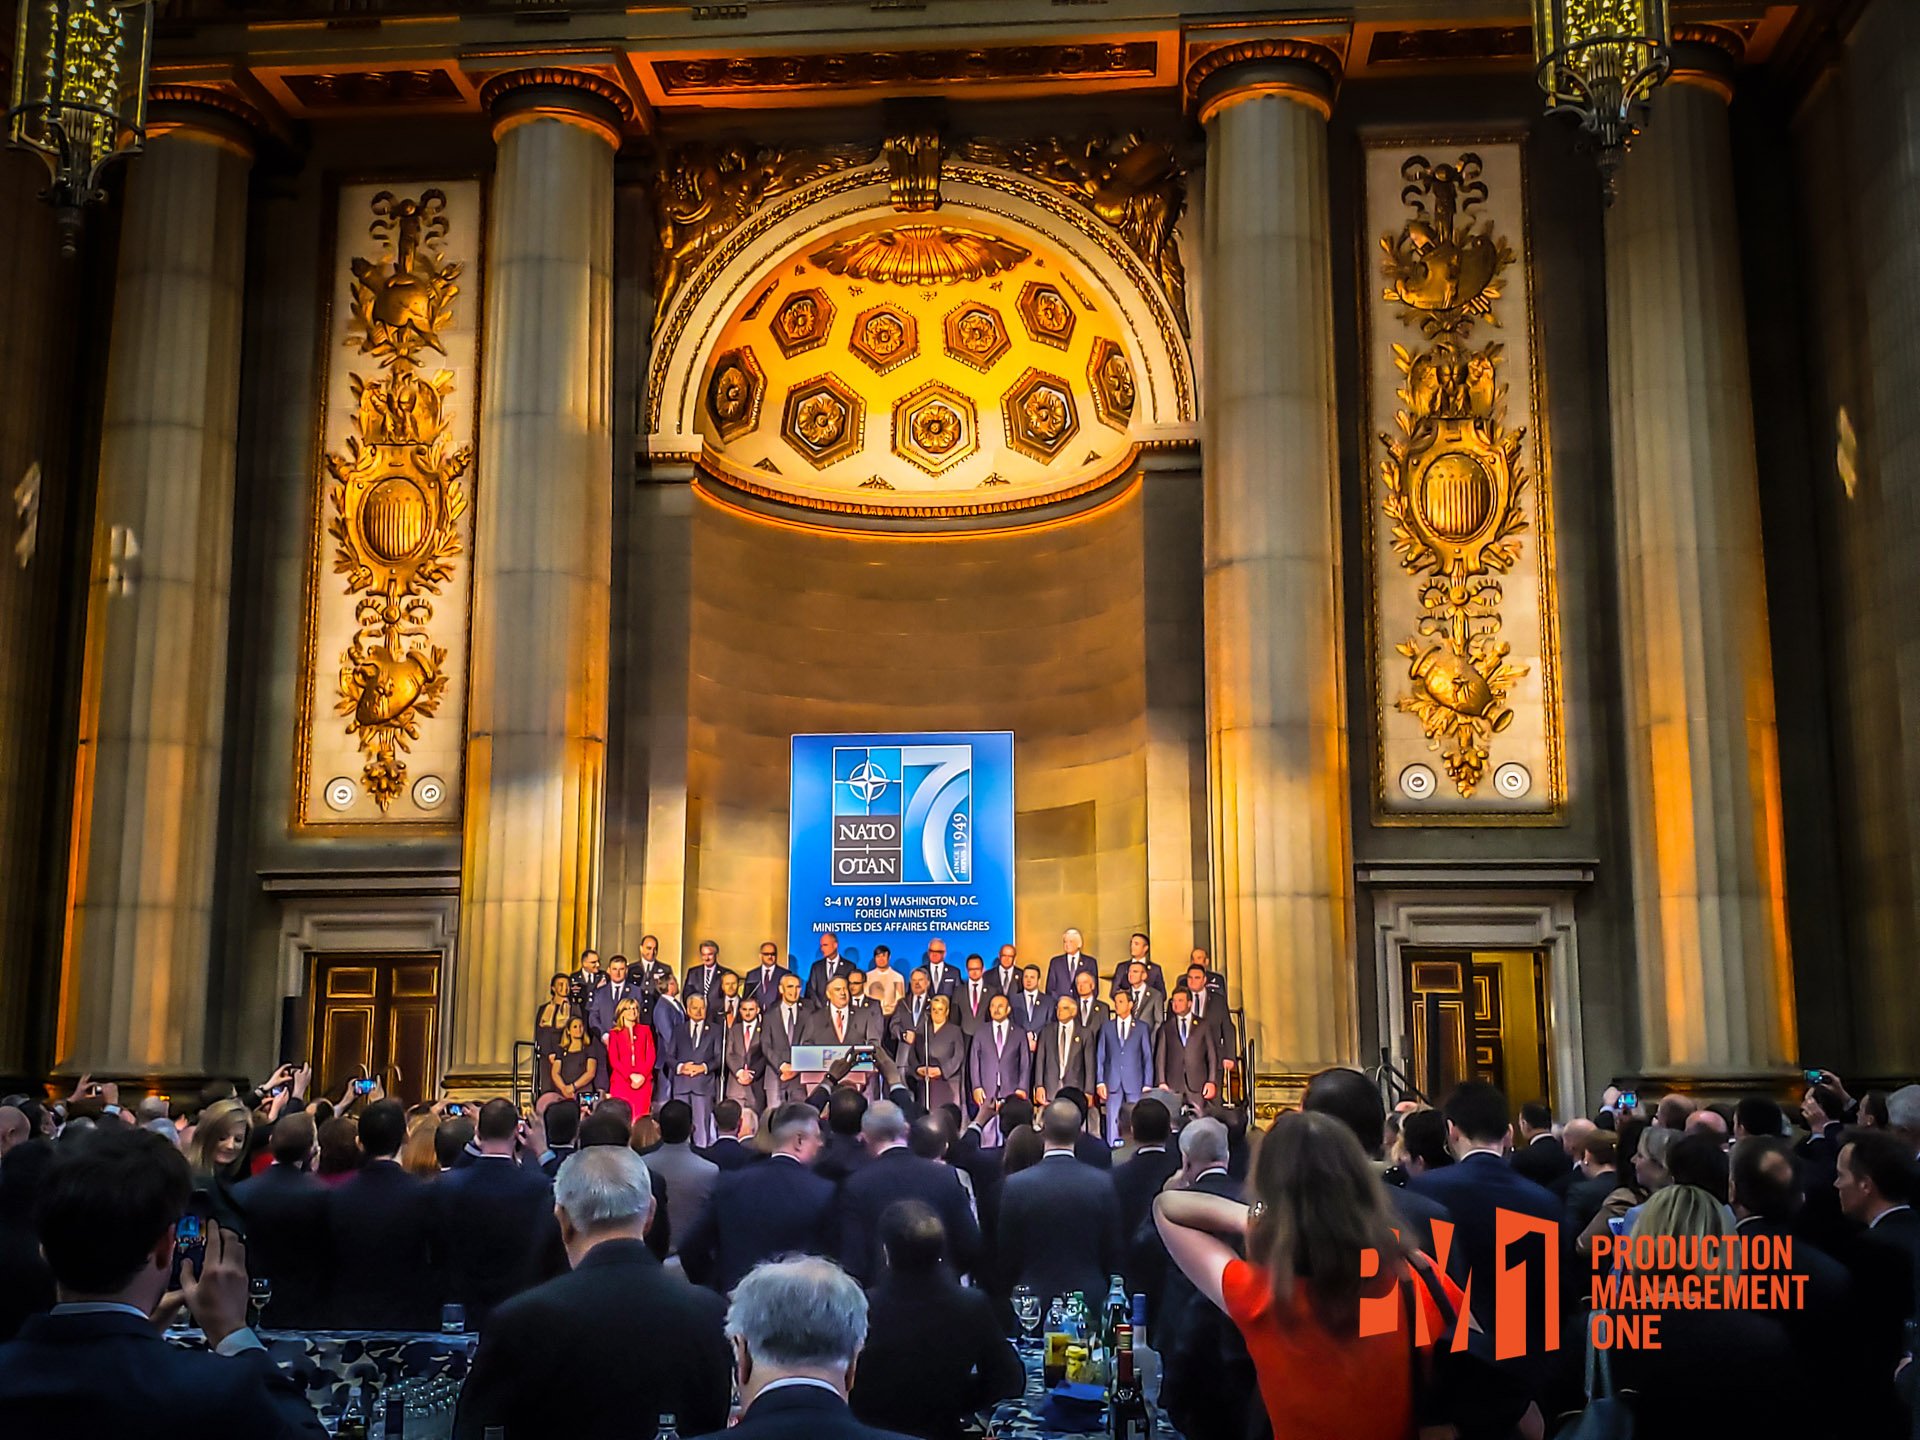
xmin=299 ymin=180 xmax=482 ymax=827
xmin=650 ymin=42 xmax=1160 ymax=99
xmin=943 ymin=301 xmax=1011 ymax=372
xmin=1364 ymin=140 xmax=1563 ymax=820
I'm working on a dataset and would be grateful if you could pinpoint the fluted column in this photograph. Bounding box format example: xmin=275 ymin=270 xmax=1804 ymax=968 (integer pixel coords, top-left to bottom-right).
xmin=1841 ymin=0 xmax=1920 ymax=1073
xmin=1607 ymin=30 xmax=1795 ymax=1077
xmin=1189 ymin=42 xmax=1356 ymax=1076
xmin=57 ymin=92 xmax=255 ymax=1078
xmin=449 ymin=72 xmax=623 ymax=1085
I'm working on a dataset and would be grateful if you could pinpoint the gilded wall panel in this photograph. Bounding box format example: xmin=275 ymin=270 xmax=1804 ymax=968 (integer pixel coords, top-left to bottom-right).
xmin=296 ymin=180 xmax=483 ymax=827
xmin=1361 ymin=139 xmax=1563 ymax=821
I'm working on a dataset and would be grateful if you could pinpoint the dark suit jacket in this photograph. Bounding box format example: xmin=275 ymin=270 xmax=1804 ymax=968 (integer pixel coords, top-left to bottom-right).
xmin=681 ymin=1153 xmax=838 ymax=1294
xmin=0 ymin=1309 xmax=325 ymax=1438
xmin=231 ymin=1162 xmax=331 ymax=1329
xmin=455 ymin=1239 xmax=732 ymax=1440
xmin=667 ymin=1019 xmax=723 ymax=1100
xmin=1111 ymin=1144 xmax=1180 ymax=1250
xmin=1509 ymin=1134 xmax=1574 ymax=1189
xmin=746 ymin=963 xmax=796 ymax=1010
xmin=1010 ymin=989 xmax=1052 ymax=1037
xmin=984 ymin=966 xmax=1024 ymax=999
xmin=701 ymin=1136 xmax=758 ymax=1172
xmin=802 ymin=1005 xmax=880 ymax=1049
xmin=694 ymin=1383 xmax=918 ymax=1440
xmin=806 ymin=955 xmax=860 ymax=1005
xmin=1072 ymin=1133 xmax=1114 ymax=1170
xmin=1152 ymin=1017 xmax=1217 ymax=1103
xmin=587 ymin=979 xmax=650 ymax=1037
xmin=968 ymin=1024 xmax=1030 ymax=1103
xmin=838 ymin=1148 xmax=983 ymax=1283
xmin=1044 ymin=952 xmax=1099 ymax=997
xmin=1033 ymin=1021 xmax=1093 ymax=1099
xmin=326 ymin=1157 xmax=439 ymax=1328
xmin=1106 ymin=959 xmax=1166 ymax=996
xmin=954 ymin=979 xmax=993 ymax=1034
xmin=886 ymin=995 xmax=936 ymax=1056
xmin=434 ymin=1155 xmax=567 ymax=1330
xmin=996 ymin=1151 xmax=1121 ymax=1304
xmin=683 ymin=963 xmax=737 ymax=1010
xmin=851 ymin=1274 xmax=1025 ymax=1440
xmin=921 ymin=964 xmax=962 ymax=1000
xmin=723 ymin=1020 xmax=768 ymax=1107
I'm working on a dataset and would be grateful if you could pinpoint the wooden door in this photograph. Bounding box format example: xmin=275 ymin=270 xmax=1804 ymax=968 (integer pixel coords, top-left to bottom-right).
xmin=310 ymin=954 xmax=442 ymax=1107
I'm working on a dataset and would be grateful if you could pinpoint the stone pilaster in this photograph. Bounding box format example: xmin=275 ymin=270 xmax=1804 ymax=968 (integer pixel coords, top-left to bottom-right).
xmin=1606 ymin=30 xmax=1796 ymax=1078
xmin=1188 ymin=42 xmax=1357 ymax=1076
xmin=57 ymin=91 xmax=255 ymax=1078
xmin=448 ymin=71 xmax=624 ymax=1085
xmin=1840 ymin=0 xmax=1920 ymax=1074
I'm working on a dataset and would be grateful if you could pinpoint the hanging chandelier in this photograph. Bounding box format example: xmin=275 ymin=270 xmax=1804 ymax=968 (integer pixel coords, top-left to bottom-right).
xmin=1532 ymin=0 xmax=1672 ymax=197
xmin=6 ymin=0 xmax=155 ymax=255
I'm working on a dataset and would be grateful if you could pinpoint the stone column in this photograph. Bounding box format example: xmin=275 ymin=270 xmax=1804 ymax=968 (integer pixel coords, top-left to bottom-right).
xmin=1188 ymin=42 xmax=1356 ymax=1076
xmin=1840 ymin=0 xmax=1920 ymax=1074
xmin=448 ymin=72 xmax=623 ymax=1087
xmin=1606 ymin=28 xmax=1796 ymax=1078
xmin=57 ymin=91 xmax=255 ymax=1079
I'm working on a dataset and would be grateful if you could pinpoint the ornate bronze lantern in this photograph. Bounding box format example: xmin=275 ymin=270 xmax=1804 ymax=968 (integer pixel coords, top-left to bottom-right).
xmin=1532 ymin=0 xmax=1672 ymax=196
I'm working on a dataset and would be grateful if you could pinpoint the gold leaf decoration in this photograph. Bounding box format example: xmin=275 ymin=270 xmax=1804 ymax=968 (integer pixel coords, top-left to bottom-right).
xmin=809 ymin=225 xmax=1032 ymax=285
xmin=1377 ymin=155 xmax=1529 ymax=796
xmin=325 ymin=189 xmax=471 ymax=810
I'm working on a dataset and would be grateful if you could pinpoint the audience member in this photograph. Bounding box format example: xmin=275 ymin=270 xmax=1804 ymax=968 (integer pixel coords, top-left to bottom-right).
xmin=683 ymin=1102 xmax=836 ymax=1294
xmin=815 ymin=1088 xmax=871 ymax=1184
xmin=326 ymin=1099 xmax=438 ymax=1329
xmin=455 ymin=1148 xmax=731 ymax=1440
xmin=703 ymin=1097 xmax=757 ymax=1171
xmin=1734 ymin=1095 xmax=1785 ymax=1140
xmin=1561 ymin=1126 xmax=1619 ymax=1236
xmin=1398 ymin=1106 xmax=1452 ymax=1176
xmin=697 ymin=1256 xmax=912 ymax=1440
xmin=0 ymin=1137 xmax=55 ymax=1342
xmin=315 ymin=1115 xmax=361 ymax=1184
xmin=433 ymin=1099 xmax=566 ymax=1330
xmin=0 ymin=1126 xmax=324 ymax=1437
xmin=1509 ymin=1100 xmax=1572 ymax=1187
xmin=399 ymin=1110 xmax=442 ymax=1175
xmin=646 ymin=1100 xmax=720 ymax=1259
xmin=996 ymin=1100 xmax=1121 ymax=1307
xmin=849 ymin=1201 xmax=1022 ymax=1439
xmin=1301 ymin=1067 xmax=1455 ymax=1266
xmin=230 ymin=1113 xmax=328 ymax=1329
xmin=838 ymin=1103 xmax=981 ymax=1283
xmin=434 ymin=1115 xmax=476 ymax=1171
xmin=1111 ymin=1097 xmax=1178 ymax=1251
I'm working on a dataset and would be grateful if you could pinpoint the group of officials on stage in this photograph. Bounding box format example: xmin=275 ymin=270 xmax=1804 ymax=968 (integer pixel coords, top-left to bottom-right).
xmin=534 ymin=928 xmax=1239 ymax=1145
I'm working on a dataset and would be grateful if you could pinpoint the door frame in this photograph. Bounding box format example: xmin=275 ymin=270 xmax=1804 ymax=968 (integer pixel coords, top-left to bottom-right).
xmin=276 ymin=891 xmax=459 ymax=1086
xmin=1362 ymin=863 xmax=1589 ymax=1121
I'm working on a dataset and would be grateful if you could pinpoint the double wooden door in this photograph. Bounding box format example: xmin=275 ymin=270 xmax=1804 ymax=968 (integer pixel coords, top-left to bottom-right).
xmin=309 ymin=954 xmax=441 ymax=1108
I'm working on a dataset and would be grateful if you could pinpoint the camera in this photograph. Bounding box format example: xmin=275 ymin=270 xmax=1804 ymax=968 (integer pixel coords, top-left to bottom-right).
xmin=352 ymin=1078 xmax=377 ymax=1095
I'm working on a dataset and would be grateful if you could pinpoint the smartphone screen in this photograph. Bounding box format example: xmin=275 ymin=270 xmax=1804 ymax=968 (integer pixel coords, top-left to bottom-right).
xmin=354 ymin=1078 xmax=376 ymax=1095
xmin=1803 ymin=1069 xmax=1823 ymax=1084
xmin=170 ymin=1213 xmax=206 ymax=1290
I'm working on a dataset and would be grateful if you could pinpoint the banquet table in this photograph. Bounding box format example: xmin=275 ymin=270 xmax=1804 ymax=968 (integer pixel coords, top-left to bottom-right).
xmin=166 ymin=1327 xmax=474 ymax=1431
xmin=985 ymin=1343 xmax=1181 ymax=1438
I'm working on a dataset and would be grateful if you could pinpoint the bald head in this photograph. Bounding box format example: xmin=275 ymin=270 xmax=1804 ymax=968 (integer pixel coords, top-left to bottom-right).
xmin=1561 ymin=1117 xmax=1596 ymax=1157
xmin=1041 ymin=1100 xmax=1082 ymax=1148
xmin=0 ymin=1106 xmax=27 ymax=1156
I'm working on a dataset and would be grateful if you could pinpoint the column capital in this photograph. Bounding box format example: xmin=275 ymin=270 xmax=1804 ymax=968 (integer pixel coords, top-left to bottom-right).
xmin=146 ymin=84 xmax=263 ymax=160
xmin=477 ymin=67 xmax=638 ymax=148
xmin=1185 ymin=38 xmax=1344 ymax=125
xmin=1668 ymin=24 xmax=1746 ymax=104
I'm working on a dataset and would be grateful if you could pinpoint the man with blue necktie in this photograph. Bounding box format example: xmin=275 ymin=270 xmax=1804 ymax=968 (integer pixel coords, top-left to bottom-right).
xmin=667 ymin=994 xmax=722 ymax=1146
xmin=1095 ymin=988 xmax=1154 ymax=1147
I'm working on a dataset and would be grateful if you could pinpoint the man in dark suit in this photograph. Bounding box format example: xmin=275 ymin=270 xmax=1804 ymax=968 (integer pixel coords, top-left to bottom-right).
xmin=1034 ymin=997 xmax=1094 ymax=1106
xmin=1407 ymin=1082 xmax=1562 ymax=1391
xmin=724 ymin=997 xmax=770 ymax=1111
xmin=587 ymin=953 xmax=648 ymax=1038
xmin=1153 ymin=989 xmax=1218 ymax=1111
xmin=1110 ymin=1097 xmax=1179 ymax=1249
xmin=682 ymin=1103 xmax=837 ymax=1295
xmin=1106 ymin=932 xmax=1167 ymax=997
xmin=692 ymin=1256 xmax=914 ymax=1440
xmin=703 ymin=1099 xmax=758 ymax=1171
xmin=455 ymin=1147 xmax=732 ymax=1440
xmin=955 ymin=954 xmax=993 ymax=1036
xmin=1069 ymin=971 xmax=1112 ymax=1044
xmin=653 ymin=974 xmax=689 ymax=1112
xmin=0 ymin=1126 xmax=324 ymax=1437
xmin=804 ymin=976 xmax=880 ymax=1050
xmin=968 ymin=995 xmax=1031 ymax=1118
xmin=985 ymin=944 xmax=1023 ymax=1000
xmin=887 ymin=969 xmax=935 ymax=1060
xmin=1300 ymin=1066 xmax=1456 ymax=1268
xmin=762 ymin=972 xmax=811 ymax=1105
xmin=434 ymin=1099 xmax=567 ymax=1330
xmin=1730 ymin=1137 xmax=1858 ymax=1359
xmin=919 ymin=940 xmax=961 ymax=1000
xmin=850 ymin=1201 xmax=1023 ymax=1439
xmin=668 ymin=993 xmax=724 ymax=1145
xmin=1010 ymin=965 xmax=1051 ymax=1042
xmin=1096 ymin=989 xmax=1155 ymax=1147
xmin=837 ymin=1106 xmax=982 ymax=1283
xmin=231 ymin=1112 xmax=330 ymax=1329
xmin=684 ymin=938 xmax=736 ymax=1011
xmin=1838 ymin=1129 xmax=1920 ymax=1348
xmin=1112 ymin=960 xmax=1165 ymax=1030
xmin=806 ymin=932 xmax=860 ymax=1006
xmin=996 ymin=1100 xmax=1122 ymax=1305
xmin=327 ymin=1100 xmax=439 ymax=1328
xmin=747 ymin=940 xmax=795 ymax=1011
xmin=1509 ymin=1101 xmax=1574 ymax=1189
xmin=1045 ymin=929 xmax=1099 ymax=998
xmin=814 ymin=1088 xmax=872 ymax=1185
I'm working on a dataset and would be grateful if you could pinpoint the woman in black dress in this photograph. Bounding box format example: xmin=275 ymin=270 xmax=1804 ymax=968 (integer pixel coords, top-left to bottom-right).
xmin=918 ymin=994 xmax=970 ymax=1113
xmin=549 ymin=1016 xmax=598 ymax=1101
xmin=534 ymin=972 xmax=574 ymax=1095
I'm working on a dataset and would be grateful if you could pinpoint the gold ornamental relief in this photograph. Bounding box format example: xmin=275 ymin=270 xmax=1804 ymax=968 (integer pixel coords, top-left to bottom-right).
xmin=325 ymin=189 xmax=472 ymax=811
xmin=1378 ymin=155 xmax=1530 ymax=797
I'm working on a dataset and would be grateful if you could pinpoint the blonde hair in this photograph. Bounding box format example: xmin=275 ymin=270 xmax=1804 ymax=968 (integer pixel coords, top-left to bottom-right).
xmin=187 ymin=1099 xmax=252 ymax=1179
xmin=1627 ymin=1183 xmax=1736 ymax=1278
xmin=614 ymin=997 xmax=640 ymax=1028
xmin=400 ymin=1112 xmax=442 ymax=1175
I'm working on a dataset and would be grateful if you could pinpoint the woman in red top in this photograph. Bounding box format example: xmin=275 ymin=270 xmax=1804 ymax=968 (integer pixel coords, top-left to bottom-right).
xmin=605 ymin=996 xmax=657 ymax=1113
xmin=1154 ymin=1109 xmax=1458 ymax=1440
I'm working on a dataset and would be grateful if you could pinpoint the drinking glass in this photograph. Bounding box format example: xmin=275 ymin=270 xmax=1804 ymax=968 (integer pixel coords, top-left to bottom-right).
xmin=1010 ymin=1285 xmax=1042 ymax=1350
xmin=441 ymin=1302 xmax=466 ymax=1335
xmin=248 ymin=1277 xmax=272 ymax=1331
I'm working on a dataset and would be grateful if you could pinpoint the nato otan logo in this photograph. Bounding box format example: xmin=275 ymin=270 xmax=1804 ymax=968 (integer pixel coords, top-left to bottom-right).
xmin=832 ymin=744 xmax=973 ymax=885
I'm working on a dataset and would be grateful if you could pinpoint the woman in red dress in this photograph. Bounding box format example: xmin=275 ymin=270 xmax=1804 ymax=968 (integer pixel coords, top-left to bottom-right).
xmin=1154 ymin=1109 xmax=1465 ymax=1440
xmin=606 ymin=996 xmax=656 ymax=1113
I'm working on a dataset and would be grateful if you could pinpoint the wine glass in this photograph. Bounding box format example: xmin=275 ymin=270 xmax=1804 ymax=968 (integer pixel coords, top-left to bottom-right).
xmin=247 ymin=1277 xmax=272 ymax=1331
xmin=1011 ymin=1284 xmax=1042 ymax=1352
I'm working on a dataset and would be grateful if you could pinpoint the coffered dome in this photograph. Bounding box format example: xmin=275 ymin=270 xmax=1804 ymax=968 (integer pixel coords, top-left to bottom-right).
xmin=695 ymin=216 xmax=1141 ymax=516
